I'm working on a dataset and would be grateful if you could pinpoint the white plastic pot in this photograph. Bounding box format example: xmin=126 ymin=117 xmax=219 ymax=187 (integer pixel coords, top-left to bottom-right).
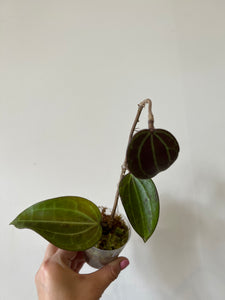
xmin=84 ymin=210 xmax=130 ymax=269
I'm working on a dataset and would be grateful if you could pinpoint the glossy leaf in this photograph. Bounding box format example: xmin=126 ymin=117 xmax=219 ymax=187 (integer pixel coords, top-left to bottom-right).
xmin=127 ymin=129 xmax=180 ymax=178
xmin=119 ymin=173 xmax=159 ymax=242
xmin=10 ymin=196 xmax=102 ymax=251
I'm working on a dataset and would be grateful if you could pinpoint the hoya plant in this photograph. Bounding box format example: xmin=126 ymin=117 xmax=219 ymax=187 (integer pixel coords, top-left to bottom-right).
xmin=10 ymin=99 xmax=179 ymax=255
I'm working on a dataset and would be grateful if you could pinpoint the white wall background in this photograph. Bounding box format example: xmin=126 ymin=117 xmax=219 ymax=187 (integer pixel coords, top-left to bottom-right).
xmin=1 ymin=0 xmax=225 ymax=299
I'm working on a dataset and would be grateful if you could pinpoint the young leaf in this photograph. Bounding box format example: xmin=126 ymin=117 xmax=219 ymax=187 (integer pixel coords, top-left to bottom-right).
xmin=119 ymin=173 xmax=159 ymax=242
xmin=10 ymin=196 xmax=102 ymax=251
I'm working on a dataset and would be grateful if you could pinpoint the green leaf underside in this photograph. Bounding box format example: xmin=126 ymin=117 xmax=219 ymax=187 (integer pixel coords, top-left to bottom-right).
xmin=119 ymin=173 xmax=160 ymax=242
xmin=10 ymin=196 xmax=102 ymax=251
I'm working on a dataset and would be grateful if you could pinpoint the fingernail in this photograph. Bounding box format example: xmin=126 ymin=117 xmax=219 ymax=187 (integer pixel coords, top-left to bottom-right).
xmin=120 ymin=259 xmax=129 ymax=270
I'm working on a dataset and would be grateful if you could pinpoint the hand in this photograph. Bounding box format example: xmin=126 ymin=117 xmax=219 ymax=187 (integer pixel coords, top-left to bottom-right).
xmin=35 ymin=244 xmax=129 ymax=300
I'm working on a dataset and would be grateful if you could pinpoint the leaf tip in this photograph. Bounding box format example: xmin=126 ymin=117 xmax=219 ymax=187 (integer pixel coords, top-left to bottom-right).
xmin=9 ymin=217 xmax=18 ymax=227
xmin=142 ymin=235 xmax=150 ymax=243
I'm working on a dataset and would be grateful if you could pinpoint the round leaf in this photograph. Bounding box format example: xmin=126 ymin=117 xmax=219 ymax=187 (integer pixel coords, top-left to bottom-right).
xmin=126 ymin=129 xmax=180 ymax=178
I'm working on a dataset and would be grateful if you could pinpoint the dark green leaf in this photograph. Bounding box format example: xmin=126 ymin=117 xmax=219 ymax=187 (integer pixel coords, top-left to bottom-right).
xmin=119 ymin=173 xmax=159 ymax=242
xmin=10 ymin=196 xmax=102 ymax=251
xmin=126 ymin=129 xmax=180 ymax=178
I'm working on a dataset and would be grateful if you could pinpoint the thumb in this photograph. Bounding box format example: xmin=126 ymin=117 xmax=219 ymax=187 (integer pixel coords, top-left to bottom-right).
xmin=89 ymin=257 xmax=129 ymax=292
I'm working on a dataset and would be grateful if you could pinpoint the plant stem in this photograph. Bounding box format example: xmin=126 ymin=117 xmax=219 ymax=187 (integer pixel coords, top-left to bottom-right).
xmin=146 ymin=99 xmax=154 ymax=131
xmin=111 ymin=99 xmax=154 ymax=219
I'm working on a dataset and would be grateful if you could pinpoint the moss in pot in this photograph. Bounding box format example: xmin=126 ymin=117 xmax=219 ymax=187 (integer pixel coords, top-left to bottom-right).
xmin=97 ymin=207 xmax=129 ymax=250
xmin=10 ymin=99 xmax=179 ymax=268
xmin=85 ymin=207 xmax=131 ymax=268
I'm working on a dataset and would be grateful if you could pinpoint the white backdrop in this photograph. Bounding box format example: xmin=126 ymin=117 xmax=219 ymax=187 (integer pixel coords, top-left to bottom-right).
xmin=1 ymin=1 xmax=225 ymax=299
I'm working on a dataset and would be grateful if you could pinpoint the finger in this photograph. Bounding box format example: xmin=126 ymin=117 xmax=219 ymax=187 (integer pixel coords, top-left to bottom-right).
xmin=55 ymin=249 xmax=79 ymax=267
xmin=44 ymin=243 xmax=58 ymax=261
xmin=70 ymin=252 xmax=86 ymax=273
xmin=87 ymin=257 xmax=129 ymax=292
